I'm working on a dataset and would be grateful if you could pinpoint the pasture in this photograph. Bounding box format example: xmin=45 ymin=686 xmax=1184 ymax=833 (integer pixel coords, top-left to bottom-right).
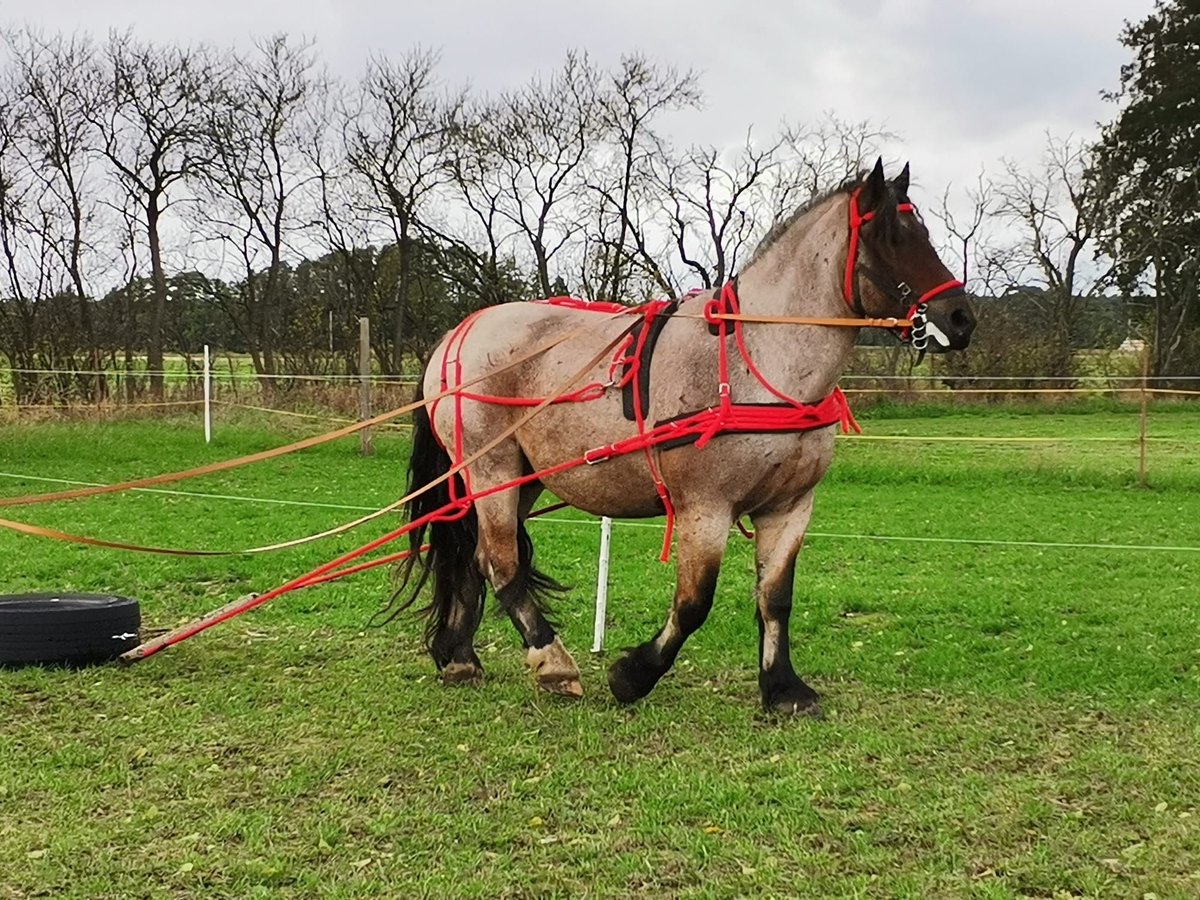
xmin=2 ymin=404 xmax=1200 ymax=898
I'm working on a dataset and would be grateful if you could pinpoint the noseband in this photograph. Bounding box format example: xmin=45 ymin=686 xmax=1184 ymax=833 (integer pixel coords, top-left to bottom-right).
xmin=844 ymin=188 xmax=964 ymax=351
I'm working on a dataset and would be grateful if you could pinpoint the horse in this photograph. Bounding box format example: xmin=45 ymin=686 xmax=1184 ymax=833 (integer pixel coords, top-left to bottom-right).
xmin=392 ymin=159 xmax=977 ymax=715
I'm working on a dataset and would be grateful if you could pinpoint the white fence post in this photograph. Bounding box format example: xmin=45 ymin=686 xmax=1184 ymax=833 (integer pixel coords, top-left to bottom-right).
xmin=203 ymin=344 xmax=212 ymax=444
xmin=359 ymin=316 xmax=373 ymax=457
xmin=592 ymin=516 xmax=613 ymax=653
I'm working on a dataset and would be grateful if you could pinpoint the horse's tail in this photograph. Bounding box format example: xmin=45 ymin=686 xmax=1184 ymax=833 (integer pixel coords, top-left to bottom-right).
xmin=382 ymin=381 xmax=485 ymax=661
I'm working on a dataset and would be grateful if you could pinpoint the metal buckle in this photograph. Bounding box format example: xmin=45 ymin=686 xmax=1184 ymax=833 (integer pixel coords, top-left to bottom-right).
xmin=584 ymin=445 xmax=614 ymax=465
xmin=718 ymin=382 xmax=731 ymax=397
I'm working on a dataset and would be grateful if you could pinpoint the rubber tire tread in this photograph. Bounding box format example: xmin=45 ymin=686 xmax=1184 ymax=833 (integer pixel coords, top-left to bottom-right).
xmin=0 ymin=594 xmax=140 ymax=665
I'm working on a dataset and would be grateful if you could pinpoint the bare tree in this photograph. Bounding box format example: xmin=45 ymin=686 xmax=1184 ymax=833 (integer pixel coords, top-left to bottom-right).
xmin=342 ymin=48 xmax=458 ymax=372
xmin=431 ymin=103 xmax=518 ymax=307
xmin=196 ymin=34 xmax=325 ymax=383
xmin=590 ymin=54 xmax=701 ymax=300
xmin=0 ymin=77 xmax=49 ymax=403
xmin=771 ymin=113 xmax=895 ymax=222
xmin=3 ymin=28 xmax=107 ymax=399
xmin=654 ymin=132 xmax=782 ymax=291
xmin=991 ymin=134 xmax=1115 ymax=376
xmin=486 ymin=52 xmax=600 ymax=298
xmin=929 ymin=168 xmax=995 ymax=291
xmin=93 ymin=33 xmax=218 ymax=398
xmin=306 ymin=82 xmax=378 ymax=372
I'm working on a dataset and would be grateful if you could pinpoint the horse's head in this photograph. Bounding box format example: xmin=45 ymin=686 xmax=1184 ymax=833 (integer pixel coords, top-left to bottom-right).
xmin=847 ymin=159 xmax=976 ymax=352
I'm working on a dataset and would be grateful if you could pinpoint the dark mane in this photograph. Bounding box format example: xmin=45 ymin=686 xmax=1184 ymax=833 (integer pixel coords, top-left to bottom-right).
xmin=746 ymin=173 xmax=863 ymax=268
xmin=746 ymin=168 xmax=912 ymax=267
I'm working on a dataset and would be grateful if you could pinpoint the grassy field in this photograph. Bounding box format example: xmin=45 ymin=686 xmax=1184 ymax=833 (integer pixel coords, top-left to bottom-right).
xmin=2 ymin=404 xmax=1200 ymax=898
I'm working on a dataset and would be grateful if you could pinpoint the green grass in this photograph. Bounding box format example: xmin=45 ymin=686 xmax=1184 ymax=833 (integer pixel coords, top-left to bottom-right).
xmin=2 ymin=406 xmax=1200 ymax=898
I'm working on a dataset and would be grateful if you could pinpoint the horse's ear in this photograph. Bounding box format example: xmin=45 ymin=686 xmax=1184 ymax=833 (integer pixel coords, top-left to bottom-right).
xmin=894 ymin=162 xmax=910 ymax=199
xmin=862 ymin=156 xmax=887 ymax=209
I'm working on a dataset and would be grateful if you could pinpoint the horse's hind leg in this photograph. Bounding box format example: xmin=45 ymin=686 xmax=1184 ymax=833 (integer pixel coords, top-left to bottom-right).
xmin=608 ymin=508 xmax=730 ymax=703
xmin=472 ymin=481 xmax=582 ymax=698
xmin=429 ymin=560 xmax=487 ymax=685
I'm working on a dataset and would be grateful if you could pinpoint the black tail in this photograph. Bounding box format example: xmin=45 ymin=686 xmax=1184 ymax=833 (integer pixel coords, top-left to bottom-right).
xmin=381 ymin=381 xmax=485 ymax=661
xmin=381 ymin=382 xmax=570 ymax=659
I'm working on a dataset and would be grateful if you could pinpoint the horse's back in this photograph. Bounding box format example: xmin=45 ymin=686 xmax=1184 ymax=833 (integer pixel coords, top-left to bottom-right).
xmin=425 ymin=301 xmax=632 ymax=389
xmin=423 ymin=300 xmax=669 ymax=516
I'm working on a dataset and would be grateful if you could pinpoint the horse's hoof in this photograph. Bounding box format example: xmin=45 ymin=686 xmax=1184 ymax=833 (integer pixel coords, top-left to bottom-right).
xmin=761 ymin=679 xmax=822 ymax=718
xmin=441 ymin=662 xmax=484 ymax=686
xmin=537 ymin=675 xmax=584 ymax=698
xmin=607 ymin=649 xmax=661 ymax=704
xmin=767 ymin=697 xmax=823 ymax=719
xmin=526 ymin=637 xmax=582 ymax=698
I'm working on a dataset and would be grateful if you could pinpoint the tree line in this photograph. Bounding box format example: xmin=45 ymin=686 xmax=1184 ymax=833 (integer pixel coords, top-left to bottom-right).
xmin=0 ymin=1 xmax=1195 ymax=405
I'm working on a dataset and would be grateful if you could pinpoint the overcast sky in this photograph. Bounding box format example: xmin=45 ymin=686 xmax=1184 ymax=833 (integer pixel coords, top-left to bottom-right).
xmin=8 ymin=0 xmax=1153 ymax=224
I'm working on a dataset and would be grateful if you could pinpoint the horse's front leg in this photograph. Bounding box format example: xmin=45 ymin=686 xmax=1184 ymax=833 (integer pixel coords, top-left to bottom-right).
xmin=751 ymin=492 xmax=822 ymax=716
xmin=608 ymin=509 xmax=730 ymax=703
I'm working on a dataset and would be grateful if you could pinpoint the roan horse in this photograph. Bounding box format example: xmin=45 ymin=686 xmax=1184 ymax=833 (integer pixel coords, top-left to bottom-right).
xmin=393 ymin=160 xmax=976 ymax=715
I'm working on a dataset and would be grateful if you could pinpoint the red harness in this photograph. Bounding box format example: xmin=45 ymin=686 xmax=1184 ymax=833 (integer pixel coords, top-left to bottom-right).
xmin=422 ymin=190 xmax=966 ymax=561
xmin=431 ymin=285 xmax=857 ymax=561
xmin=120 ymin=192 xmax=964 ymax=662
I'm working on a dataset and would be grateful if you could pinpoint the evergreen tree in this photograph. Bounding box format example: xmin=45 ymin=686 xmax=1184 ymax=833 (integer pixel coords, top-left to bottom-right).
xmin=1098 ymin=0 xmax=1200 ymax=377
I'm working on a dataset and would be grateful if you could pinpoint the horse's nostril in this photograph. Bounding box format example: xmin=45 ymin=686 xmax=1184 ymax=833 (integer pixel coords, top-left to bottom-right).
xmin=951 ymin=307 xmax=974 ymax=330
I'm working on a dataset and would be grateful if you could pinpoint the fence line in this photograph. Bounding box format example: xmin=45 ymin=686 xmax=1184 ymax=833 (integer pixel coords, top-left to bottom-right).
xmin=0 ymin=471 xmax=382 ymax=512
xmin=6 ymin=395 xmax=1195 ymax=446
xmin=217 ymin=401 xmax=412 ymax=431
xmin=3 ymin=367 xmax=418 ymax=384
xmin=528 ymin=516 xmax=1200 ymax=555
xmin=840 ymin=433 xmax=1188 ymax=444
xmin=842 ymin=386 xmax=1200 ymax=396
xmin=7 ymin=366 xmax=1200 ymax=399
xmin=7 ymin=399 xmax=206 ymax=411
xmin=9 ymin=365 xmax=1200 ymax=385
xmin=8 ymin=389 xmax=1199 ymax=408
xmin=840 ymin=374 xmax=1200 ymax=383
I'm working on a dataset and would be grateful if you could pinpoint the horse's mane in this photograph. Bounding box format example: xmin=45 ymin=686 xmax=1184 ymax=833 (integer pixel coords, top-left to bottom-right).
xmin=746 ymin=168 xmax=908 ymax=268
xmin=746 ymin=174 xmax=862 ymax=268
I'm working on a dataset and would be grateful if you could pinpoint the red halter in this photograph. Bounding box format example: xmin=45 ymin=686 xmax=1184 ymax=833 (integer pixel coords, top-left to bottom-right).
xmin=843 ymin=188 xmax=964 ymax=342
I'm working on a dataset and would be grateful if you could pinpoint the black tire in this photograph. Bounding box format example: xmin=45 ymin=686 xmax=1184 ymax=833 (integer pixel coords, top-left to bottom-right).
xmin=0 ymin=594 xmax=140 ymax=666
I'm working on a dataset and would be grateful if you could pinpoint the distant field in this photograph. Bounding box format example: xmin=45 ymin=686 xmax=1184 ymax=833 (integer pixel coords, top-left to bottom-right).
xmin=2 ymin=405 xmax=1199 ymax=898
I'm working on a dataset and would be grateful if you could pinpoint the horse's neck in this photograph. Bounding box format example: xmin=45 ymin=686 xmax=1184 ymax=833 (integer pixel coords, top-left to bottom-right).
xmin=733 ymin=196 xmax=858 ymax=400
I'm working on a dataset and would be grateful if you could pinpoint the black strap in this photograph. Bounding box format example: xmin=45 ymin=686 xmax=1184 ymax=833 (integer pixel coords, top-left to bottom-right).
xmin=856 ymin=264 xmax=914 ymax=307
xmin=621 ymin=300 xmax=681 ymax=422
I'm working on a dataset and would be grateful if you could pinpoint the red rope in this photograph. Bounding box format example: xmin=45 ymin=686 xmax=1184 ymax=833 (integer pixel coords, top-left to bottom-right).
xmin=457 ymin=384 xmax=609 ymax=406
xmin=290 ymin=546 xmax=430 ymax=591
xmin=331 ymin=284 xmax=855 ymax=576
xmin=127 ymin=201 xmax=983 ymax=661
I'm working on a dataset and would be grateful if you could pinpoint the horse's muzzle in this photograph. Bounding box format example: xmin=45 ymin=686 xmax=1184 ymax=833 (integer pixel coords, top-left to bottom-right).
xmin=922 ymin=295 xmax=976 ymax=352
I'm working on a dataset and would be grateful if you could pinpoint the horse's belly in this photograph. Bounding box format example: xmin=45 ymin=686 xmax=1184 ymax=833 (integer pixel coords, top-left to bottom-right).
xmin=516 ymin=403 xmax=664 ymax=518
xmin=536 ymin=460 xmax=664 ymax=518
